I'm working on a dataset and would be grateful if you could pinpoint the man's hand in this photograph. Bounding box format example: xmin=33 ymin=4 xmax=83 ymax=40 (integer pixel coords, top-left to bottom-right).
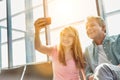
xmin=88 ymin=75 xmax=94 ymax=80
xmin=118 ymin=64 xmax=120 ymax=67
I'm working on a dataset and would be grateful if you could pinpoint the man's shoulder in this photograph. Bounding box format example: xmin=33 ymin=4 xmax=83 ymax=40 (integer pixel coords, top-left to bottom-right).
xmin=86 ymin=43 xmax=94 ymax=49
xmin=84 ymin=43 xmax=94 ymax=54
xmin=106 ymin=34 xmax=120 ymax=41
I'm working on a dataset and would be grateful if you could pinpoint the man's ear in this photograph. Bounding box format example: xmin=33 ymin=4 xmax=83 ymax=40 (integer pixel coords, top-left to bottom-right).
xmin=102 ymin=26 xmax=106 ymax=33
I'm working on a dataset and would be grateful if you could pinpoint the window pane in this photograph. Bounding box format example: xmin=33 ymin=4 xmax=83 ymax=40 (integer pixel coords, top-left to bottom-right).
xmin=32 ymin=0 xmax=43 ymax=7
xmin=1 ymin=28 xmax=7 ymax=43
xmin=33 ymin=7 xmax=44 ymax=23
xmin=48 ymin=0 xmax=97 ymax=29
xmin=1 ymin=44 xmax=8 ymax=68
xmin=103 ymin=0 xmax=120 ymax=13
xmin=0 ymin=0 xmax=7 ymax=27
xmin=12 ymin=30 xmax=25 ymax=40
xmin=12 ymin=30 xmax=26 ymax=66
xmin=11 ymin=0 xmax=25 ymax=15
xmin=11 ymin=0 xmax=26 ymax=31
xmin=12 ymin=13 xmax=26 ymax=31
xmin=13 ymin=40 xmax=26 ymax=66
xmin=106 ymin=14 xmax=120 ymax=35
xmin=1 ymin=27 xmax=8 ymax=68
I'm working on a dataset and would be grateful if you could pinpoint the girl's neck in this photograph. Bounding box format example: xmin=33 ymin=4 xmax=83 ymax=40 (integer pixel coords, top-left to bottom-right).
xmin=64 ymin=48 xmax=73 ymax=60
xmin=64 ymin=47 xmax=72 ymax=53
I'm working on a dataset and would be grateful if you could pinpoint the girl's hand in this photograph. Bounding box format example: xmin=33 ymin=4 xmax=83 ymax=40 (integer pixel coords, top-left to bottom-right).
xmin=34 ymin=17 xmax=51 ymax=33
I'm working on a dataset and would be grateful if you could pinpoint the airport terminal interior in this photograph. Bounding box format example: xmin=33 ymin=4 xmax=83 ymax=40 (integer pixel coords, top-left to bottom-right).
xmin=0 ymin=0 xmax=120 ymax=80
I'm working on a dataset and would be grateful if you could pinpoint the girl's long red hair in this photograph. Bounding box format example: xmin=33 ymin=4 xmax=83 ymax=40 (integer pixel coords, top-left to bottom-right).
xmin=58 ymin=26 xmax=85 ymax=69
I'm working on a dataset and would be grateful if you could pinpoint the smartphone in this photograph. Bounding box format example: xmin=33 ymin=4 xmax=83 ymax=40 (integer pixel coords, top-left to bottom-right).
xmin=46 ymin=17 xmax=51 ymax=25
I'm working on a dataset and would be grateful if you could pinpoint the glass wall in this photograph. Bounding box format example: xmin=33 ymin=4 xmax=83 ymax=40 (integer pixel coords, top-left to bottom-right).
xmin=0 ymin=0 xmax=97 ymax=68
xmin=36 ymin=0 xmax=97 ymax=62
xmin=102 ymin=0 xmax=120 ymax=35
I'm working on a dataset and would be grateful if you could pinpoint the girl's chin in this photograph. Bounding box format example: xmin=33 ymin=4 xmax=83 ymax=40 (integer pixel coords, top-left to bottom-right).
xmin=62 ymin=43 xmax=72 ymax=47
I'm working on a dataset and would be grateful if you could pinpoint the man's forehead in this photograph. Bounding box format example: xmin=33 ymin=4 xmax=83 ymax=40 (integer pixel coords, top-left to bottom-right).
xmin=87 ymin=21 xmax=97 ymax=25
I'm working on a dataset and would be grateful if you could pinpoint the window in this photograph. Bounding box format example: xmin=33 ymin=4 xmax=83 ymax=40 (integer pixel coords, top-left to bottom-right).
xmin=0 ymin=0 xmax=97 ymax=68
xmin=102 ymin=0 xmax=120 ymax=35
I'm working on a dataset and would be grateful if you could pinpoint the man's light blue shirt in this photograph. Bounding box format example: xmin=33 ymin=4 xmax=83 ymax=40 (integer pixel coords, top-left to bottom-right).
xmin=84 ymin=34 xmax=120 ymax=79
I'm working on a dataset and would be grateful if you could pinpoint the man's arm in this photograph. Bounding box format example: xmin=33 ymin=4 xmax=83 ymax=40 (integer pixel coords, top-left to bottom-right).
xmin=84 ymin=48 xmax=94 ymax=80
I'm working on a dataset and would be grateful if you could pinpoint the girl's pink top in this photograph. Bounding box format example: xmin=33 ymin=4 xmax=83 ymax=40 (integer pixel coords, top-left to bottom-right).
xmin=49 ymin=46 xmax=80 ymax=80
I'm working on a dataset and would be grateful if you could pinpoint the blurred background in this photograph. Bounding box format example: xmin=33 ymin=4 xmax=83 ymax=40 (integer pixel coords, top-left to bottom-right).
xmin=0 ymin=0 xmax=120 ymax=68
